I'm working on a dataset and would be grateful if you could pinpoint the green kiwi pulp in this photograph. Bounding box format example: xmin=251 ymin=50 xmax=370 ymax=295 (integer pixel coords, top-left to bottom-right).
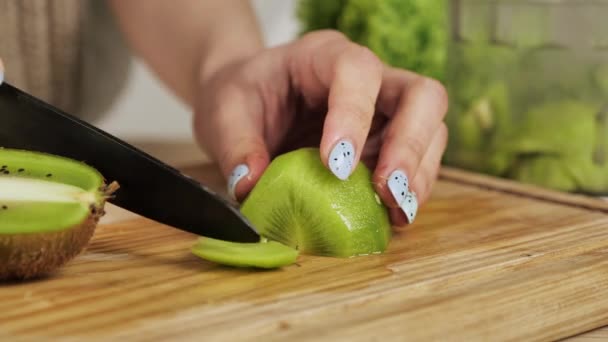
xmin=0 ymin=148 xmax=117 ymax=280
xmin=192 ymin=148 xmax=393 ymax=269
xmin=241 ymin=148 xmax=392 ymax=258
xmin=191 ymin=237 xmax=299 ymax=269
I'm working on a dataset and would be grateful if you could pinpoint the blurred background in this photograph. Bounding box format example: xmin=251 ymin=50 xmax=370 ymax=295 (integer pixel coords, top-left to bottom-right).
xmin=5 ymin=0 xmax=606 ymax=196
xmin=92 ymin=0 xmax=301 ymax=166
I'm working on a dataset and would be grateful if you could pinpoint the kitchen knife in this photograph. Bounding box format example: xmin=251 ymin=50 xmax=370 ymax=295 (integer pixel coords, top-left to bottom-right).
xmin=0 ymin=82 xmax=260 ymax=243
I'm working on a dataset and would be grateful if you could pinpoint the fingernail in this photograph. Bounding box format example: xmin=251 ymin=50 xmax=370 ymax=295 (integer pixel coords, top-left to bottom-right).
xmin=227 ymin=164 xmax=249 ymax=201
xmin=328 ymin=140 xmax=355 ymax=180
xmin=0 ymin=70 xmax=4 ymax=86
xmin=387 ymin=169 xmax=409 ymax=206
xmin=401 ymin=191 xmax=418 ymax=224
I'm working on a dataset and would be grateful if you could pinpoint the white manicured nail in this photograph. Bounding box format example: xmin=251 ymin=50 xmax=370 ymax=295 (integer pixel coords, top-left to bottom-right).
xmin=0 ymin=70 xmax=4 ymax=86
xmin=387 ymin=169 xmax=409 ymax=206
xmin=328 ymin=140 xmax=355 ymax=180
xmin=401 ymin=191 xmax=418 ymax=224
xmin=227 ymin=164 xmax=249 ymax=201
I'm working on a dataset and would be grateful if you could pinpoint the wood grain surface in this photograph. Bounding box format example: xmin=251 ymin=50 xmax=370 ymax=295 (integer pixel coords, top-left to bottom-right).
xmin=2 ymin=164 xmax=608 ymax=341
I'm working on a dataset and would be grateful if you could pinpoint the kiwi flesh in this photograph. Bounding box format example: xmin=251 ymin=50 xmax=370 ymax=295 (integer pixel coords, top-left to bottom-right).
xmin=191 ymin=237 xmax=298 ymax=269
xmin=192 ymin=148 xmax=392 ymax=269
xmin=240 ymin=148 xmax=392 ymax=258
xmin=0 ymin=148 xmax=116 ymax=280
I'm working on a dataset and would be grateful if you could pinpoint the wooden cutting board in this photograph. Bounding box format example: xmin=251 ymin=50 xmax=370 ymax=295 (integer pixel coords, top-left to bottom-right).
xmin=2 ymin=164 xmax=608 ymax=341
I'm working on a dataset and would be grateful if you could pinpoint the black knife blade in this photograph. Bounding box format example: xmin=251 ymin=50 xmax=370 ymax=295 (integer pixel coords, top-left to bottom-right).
xmin=0 ymin=82 xmax=260 ymax=242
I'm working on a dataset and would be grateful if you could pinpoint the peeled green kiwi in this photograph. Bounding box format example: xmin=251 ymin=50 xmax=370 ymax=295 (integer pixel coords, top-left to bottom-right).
xmin=0 ymin=148 xmax=116 ymax=280
xmin=192 ymin=148 xmax=392 ymax=268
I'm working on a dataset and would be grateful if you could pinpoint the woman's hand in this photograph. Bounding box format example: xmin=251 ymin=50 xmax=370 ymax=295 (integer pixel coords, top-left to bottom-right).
xmin=194 ymin=30 xmax=448 ymax=226
xmin=106 ymin=1 xmax=447 ymax=225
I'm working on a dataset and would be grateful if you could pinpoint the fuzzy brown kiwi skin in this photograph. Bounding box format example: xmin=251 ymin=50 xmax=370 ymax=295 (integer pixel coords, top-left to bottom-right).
xmin=0 ymin=181 xmax=119 ymax=281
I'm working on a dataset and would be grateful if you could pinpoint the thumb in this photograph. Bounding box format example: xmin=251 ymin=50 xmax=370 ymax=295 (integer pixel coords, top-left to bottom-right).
xmin=223 ymin=135 xmax=270 ymax=202
xmin=194 ymin=89 xmax=270 ymax=203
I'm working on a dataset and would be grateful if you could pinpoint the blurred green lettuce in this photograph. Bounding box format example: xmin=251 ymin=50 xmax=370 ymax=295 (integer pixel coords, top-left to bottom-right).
xmin=296 ymin=0 xmax=448 ymax=81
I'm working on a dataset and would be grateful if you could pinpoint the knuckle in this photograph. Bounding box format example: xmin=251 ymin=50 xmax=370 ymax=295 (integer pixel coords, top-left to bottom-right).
xmin=415 ymin=77 xmax=449 ymax=116
xmin=320 ymin=29 xmax=348 ymax=41
xmin=216 ymin=86 xmax=233 ymax=102
xmin=352 ymin=102 xmax=374 ymax=122
xmin=335 ymin=100 xmax=375 ymax=127
xmin=218 ymin=83 xmax=246 ymax=104
xmin=349 ymin=45 xmax=383 ymax=72
xmin=403 ymin=135 xmax=427 ymax=166
xmin=301 ymin=29 xmax=347 ymax=46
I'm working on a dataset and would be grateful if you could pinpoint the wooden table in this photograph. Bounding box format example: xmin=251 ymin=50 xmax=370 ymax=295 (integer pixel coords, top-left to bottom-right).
xmin=2 ymin=142 xmax=608 ymax=341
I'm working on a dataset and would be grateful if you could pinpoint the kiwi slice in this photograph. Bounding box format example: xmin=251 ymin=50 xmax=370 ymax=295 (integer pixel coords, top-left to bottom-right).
xmin=192 ymin=148 xmax=392 ymax=269
xmin=0 ymin=148 xmax=116 ymax=280
xmin=191 ymin=237 xmax=298 ymax=269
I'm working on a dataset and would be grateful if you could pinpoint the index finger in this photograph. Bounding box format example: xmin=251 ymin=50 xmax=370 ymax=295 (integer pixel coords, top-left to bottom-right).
xmin=289 ymin=31 xmax=383 ymax=180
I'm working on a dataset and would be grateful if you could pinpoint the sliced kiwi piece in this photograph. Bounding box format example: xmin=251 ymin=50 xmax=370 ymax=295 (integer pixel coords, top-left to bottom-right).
xmin=0 ymin=148 xmax=116 ymax=280
xmin=194 ymin=147 xmax=391 ymax=269
xmin=191 ymin=237 xmax=299 ymax=269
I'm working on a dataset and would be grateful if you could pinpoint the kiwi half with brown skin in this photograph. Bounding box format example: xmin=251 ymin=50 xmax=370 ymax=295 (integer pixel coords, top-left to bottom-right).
xmin=0 ymin=148 xmax=117 ymax=280
xmin=192 ymin=148 xmax=392 ymax=268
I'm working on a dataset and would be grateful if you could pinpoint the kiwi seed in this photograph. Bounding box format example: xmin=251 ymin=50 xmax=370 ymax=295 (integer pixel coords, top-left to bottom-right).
xmin=0 ymin=148 xmax=118 ymax=280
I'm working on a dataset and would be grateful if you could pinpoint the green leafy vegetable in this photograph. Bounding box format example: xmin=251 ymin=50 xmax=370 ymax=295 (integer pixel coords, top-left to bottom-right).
xmin=296 ymin=0 xmax=348 ymax=34
xmin=296 ymin=0 xmax=448 ymax=81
